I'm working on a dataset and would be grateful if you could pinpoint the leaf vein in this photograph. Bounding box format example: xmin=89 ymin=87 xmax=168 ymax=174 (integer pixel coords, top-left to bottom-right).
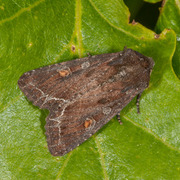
xmin=75 ymin=0 xmax=83 ymax=57
xmin=123 ymin=115 xmax=180 ymax=153
xmin=0 ymin=0 xmax=45 ymax=25
xmin=56 ymin=152 xmax=72 ymax=180
xmin=93 ymin=136 xmax=109 ymax=180
xmin=88 ymin=0 xmax=139 ymax=39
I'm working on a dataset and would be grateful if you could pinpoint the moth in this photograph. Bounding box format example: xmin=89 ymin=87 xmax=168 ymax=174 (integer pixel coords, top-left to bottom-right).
xmin=18 ymin=48 xmax=154 ymax=156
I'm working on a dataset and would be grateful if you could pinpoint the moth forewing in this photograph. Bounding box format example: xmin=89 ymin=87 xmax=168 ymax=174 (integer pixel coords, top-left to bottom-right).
xmin=18 ymin=48 xmax=154 ymax=156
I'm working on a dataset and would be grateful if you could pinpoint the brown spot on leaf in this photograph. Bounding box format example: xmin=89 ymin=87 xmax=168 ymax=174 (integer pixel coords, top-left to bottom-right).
xmin=162 ymin=0 xmax=165 ymax=7
xmin=71 ymin=45 xmax=75 ymax=52
xmin=154 ymin=33 xmax=160 ymax=39
xmin=131 ymin=19 xmax=137 ymax=25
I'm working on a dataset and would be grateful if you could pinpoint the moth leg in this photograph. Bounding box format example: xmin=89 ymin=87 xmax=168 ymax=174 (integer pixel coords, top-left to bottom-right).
xmin=117 ymin=112 xmax=123 ymax=125
xmin=136 ymin=92 xmax=142 ymax=114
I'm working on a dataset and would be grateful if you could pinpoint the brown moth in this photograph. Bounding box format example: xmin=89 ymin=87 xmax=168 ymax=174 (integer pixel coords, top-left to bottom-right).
xmin=18 ymin=48 xmax=154 ymax=156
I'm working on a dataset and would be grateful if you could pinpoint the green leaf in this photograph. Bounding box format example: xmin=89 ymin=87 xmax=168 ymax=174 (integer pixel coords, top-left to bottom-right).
xmin=155 ymin=0 xmax=180 ymax=79
xmin=0 ymin=0 xmax=180 ymax=179
xmin=144 ymin=0 xmax=162 ymax=3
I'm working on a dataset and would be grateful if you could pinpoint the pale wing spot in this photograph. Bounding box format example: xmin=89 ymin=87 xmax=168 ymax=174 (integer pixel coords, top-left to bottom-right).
xmin=102 ymin=107 xmax=111 ymax=115
xmin=81 ymin=61 xmax=90 ymax=69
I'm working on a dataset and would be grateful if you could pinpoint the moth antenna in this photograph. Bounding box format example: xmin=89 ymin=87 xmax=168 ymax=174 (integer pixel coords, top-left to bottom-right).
xmin=117 ymin=112 xmax=123 ymax=125
xmin=136 ymin=93 xmax=142 ymax=114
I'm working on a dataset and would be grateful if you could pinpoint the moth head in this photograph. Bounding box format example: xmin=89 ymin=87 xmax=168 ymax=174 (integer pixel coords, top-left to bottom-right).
xmin=122 ymin=48 xmax=155 ymax=74
xmin=134 ymin=50 xmax=154 ymax=70
xmin=120 ymin=48 xmax=155 ymax=91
